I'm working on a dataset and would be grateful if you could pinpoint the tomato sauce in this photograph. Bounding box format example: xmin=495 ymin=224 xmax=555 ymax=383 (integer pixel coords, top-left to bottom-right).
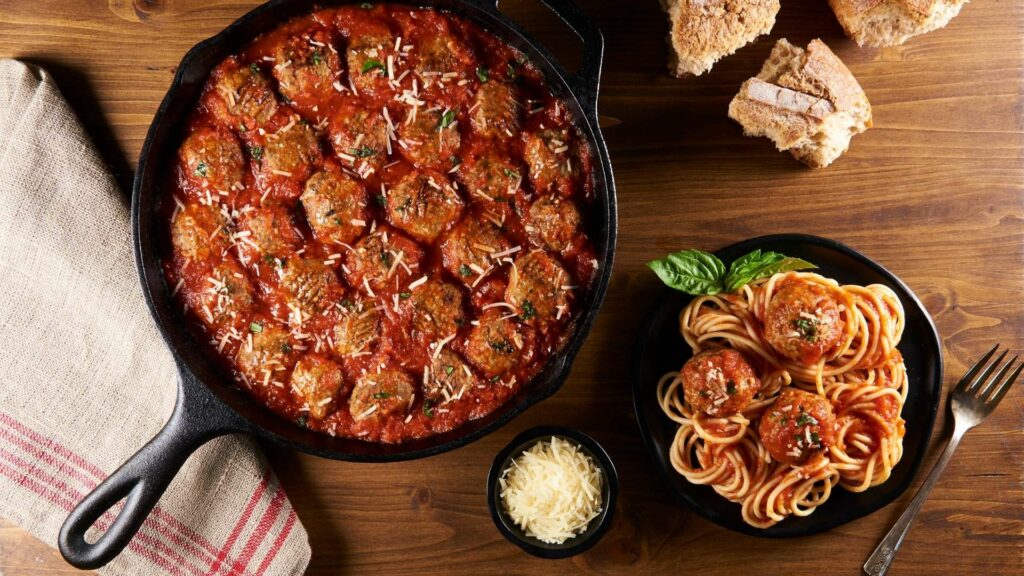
xmin=161 ymin=4 xmax=599 ymax=443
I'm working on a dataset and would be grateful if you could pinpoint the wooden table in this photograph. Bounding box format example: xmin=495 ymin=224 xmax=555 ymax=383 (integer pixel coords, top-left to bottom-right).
xmin=1 ymin=0 xmax=1021 ymax=574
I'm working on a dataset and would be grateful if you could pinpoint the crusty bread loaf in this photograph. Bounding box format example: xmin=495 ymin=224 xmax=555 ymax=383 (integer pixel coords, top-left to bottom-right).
xmin=728 ymin=39 xmax=873 ymax=168
xmin=828 ymin=0 xmax=969 ymax=47
xmin=661 ymin=0 xmax=780 ymax=77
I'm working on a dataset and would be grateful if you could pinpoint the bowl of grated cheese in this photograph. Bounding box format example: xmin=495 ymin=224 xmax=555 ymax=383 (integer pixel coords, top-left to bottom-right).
xmin=487 ymin=426 xmax=618 ymax=558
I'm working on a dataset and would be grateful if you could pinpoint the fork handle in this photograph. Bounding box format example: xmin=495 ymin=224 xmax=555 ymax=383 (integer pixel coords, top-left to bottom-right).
xmin=863 ymin=428 xmax=965 ymax=576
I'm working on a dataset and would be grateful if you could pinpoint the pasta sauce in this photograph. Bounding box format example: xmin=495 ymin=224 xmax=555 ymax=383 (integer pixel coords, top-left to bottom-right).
xmin=162 ymin=4 xmax=598 ymax=443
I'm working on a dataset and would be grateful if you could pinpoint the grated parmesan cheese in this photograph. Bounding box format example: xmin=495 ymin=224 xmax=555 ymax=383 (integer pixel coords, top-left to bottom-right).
xmin=499 ymin=436 xmax=604 ymax=544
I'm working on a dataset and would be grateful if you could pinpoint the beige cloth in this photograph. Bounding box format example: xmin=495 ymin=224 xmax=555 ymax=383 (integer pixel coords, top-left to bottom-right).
xmin=0 ymin=60 xmax=310 ymax=575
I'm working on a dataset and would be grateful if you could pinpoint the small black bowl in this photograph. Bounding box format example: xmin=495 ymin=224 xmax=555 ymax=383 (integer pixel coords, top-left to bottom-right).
xmin=487 ymin=426 xmax=618 ymax=558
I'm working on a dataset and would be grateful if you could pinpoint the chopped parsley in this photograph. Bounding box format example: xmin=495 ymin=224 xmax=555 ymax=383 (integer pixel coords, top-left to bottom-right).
xmin=699 ymin=390 xmax=710 ymax=398
xmin=726 ymin=381 xmax=737 ymax=395
xmin=380 ymin=250 xmax=392 ymax=265
xmin=249 ymin=145 xmax=264 ymax=162
xmin=792 ymin=317 xmax=819 ymax=342
xmin=489 ymin=340 xmax=514 ymax=354
xmin=373 ymin=391 xmax=392 ymax=399
xmin=350 ymin=145 xmax=375 ymax=158
xmin=361 ymin=58 xmax=385 ymax=74
xmin=193 ymin=161 xmax=209 ymax=178
xmin=503 ymin=168 xmax=520 ymax=180
xmin=339 ymin=299 xmax=354 ymax=309
xmin=310 ymin=51 xmax=324 ymax=66
xmin=506 ymin=61 xmax=516 ymax=80
xmin=458 ymin=264 xmax=472 ymax=277
xmin=796 ymin=408 xmax=818 ymax=427
xmin=281 ymin=342 xmax=293 ymax=354
xmin=249 ymin=63 xmax=260 ymax=75
xmin=374 ymin=193 xmax=387 ymax=207
xmin=476 ymin=67 xmax=489 ymax=83
xmin=423 ymin=399 xmax=435 ymax=417
xmin=399 ymin=292 xmax=412 ymax=299
xmin=444 ymin=365 xmax=455 ymax=375
xmin=450 ymin=155 xmax=462 ymax=166
xmin=249 ymin=322 xmax=263 ymax=333
xmin=295 ymin=415 xmax=308 ymax=427
xmin=810 ymin=432 xmax=820 ymax=445
xmin=437 ymin=109 xmax=457 ymax=130
xmin=519 ymin=300 xmax=536 ymax=321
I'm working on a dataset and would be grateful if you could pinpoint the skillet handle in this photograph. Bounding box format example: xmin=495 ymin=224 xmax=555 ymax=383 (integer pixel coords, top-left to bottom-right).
xmin=58 ymin=371 xmax=241 ymax=569
xmin=464 ymin=0 xmax=605 ymax=122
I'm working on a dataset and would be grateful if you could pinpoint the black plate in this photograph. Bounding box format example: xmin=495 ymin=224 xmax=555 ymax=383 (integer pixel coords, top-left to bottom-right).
xmin=631 ymin=234 xmax=942 ymax=537
xmin=487 ymin=426 xmax=618 ymax=558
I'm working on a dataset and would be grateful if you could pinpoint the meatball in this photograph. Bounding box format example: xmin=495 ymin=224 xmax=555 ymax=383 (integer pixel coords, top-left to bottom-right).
xmin=526 ymin=194 xmax=581 ymax=254
xmin=464 ymin=309 xmax=526 ymax=377
xmin=179 ymin=126 xmax=245 ymax=196
xmin=208 ymin=58 xmax=278 ymax=131
xmin=763 ymin=279 xmax=845 ymax=366
xmin=333 ymin=300 xmax=382 ymax=356
xmin=171 ymin=203 xmax=230 ymax=263
xmin=386 ymin=170 xmax=464 ymax=242
xmin=345 ymin=29 xmax=395 ymax=95
xmin=271 ymin=30 xmax=342 ymax=108
xmin=402 ymin=279 xmax=466 ymax=343
xmin=327 ymin=102 xmax=390 ymax=175
xmin=193 ymin=257 xmax=255 ymax=329
xmin=343 ymin=226 xmax=425 ymax=295
xmin=759 ymin=387 xmax=838 ymax=466
xmin=290 ymin=354 xmax=347 ymax=419
xmin=412 ymin=31 xmax=474 ymax=77
xmin=425 ymin=348 xmax=476 ymax=402
xmin=348 ymin=369 xmax=415 ymax=421
xmin=505 ymin=250 xmax=573 ymax=326
xmin=523 ymin=128 xmax=580 ymax=197
xmin=397 ymin=107 xmax=461 ymax=170
xmin=457 ymin=151 xmax=522 ymax=204
xmin=440 ymin=214 xmax=513 ymax=285
xmin=235 ymin=208 xmax=301 ymax=265
xmin=681 ymin=349 xmax=761 ymax=417
xmin=259 ymin=116 xmax=321 ymax=181
xmin=469 ymin=81 xmax=521 ymax=140
xmin=279 ymin=258 xmax=343 ymax=320
xmin=301 ymin=168 xmax=369 ymax=245
xmin=236 ymin=322 xmax=296 ymax=384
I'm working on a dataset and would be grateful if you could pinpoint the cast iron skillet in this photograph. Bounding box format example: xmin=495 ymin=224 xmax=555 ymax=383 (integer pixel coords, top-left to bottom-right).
xmin=632 ymin=234 xmax=941 ymax=537
xmin=58 ymin=0 xmax=616 ymax=569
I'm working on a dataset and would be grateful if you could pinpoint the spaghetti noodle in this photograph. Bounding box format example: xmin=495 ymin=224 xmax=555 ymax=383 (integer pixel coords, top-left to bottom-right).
xmin=657 ymin=271 xmax=907 ymax=528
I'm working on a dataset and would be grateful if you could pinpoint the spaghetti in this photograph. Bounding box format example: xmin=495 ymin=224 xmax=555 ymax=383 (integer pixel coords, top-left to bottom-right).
xmin=657 ymin=271 xmax=907 ymax=528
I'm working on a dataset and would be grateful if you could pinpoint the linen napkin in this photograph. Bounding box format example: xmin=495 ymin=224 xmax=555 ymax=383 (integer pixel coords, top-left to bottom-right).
xmin=0 ymin=60 xmax=310 ymax=576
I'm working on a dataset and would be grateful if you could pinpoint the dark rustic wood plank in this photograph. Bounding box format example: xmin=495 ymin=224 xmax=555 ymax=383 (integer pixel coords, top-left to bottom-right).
xmin=0 ymin=0 xmax=1021 ymax=574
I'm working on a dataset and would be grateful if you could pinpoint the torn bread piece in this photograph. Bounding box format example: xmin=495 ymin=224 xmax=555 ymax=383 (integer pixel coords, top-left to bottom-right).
xmin=728 ymin=38 xmax=872 ymax=168
xmin=828 ymin=0 xmax=969 ymax=47
xmin=661 ymin=0 xmax=780 ymax=77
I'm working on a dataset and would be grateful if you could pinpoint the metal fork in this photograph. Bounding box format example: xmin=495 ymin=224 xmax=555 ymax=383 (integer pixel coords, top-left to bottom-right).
xmin=864 ymin=344 xmax=1022 ymax=576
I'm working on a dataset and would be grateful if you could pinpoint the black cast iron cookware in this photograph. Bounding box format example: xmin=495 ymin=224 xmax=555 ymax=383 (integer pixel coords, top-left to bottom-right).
xmin=58 ymin=0 xmax=617 ymax=568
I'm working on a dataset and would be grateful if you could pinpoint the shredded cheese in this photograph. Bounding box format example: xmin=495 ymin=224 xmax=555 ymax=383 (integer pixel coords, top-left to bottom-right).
xmin=499 ymin=436 xmax=604 ymax=545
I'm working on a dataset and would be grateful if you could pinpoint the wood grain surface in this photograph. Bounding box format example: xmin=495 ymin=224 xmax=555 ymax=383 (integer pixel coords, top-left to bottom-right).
xmin=1 ymin=0 xmax=1022 ymax=574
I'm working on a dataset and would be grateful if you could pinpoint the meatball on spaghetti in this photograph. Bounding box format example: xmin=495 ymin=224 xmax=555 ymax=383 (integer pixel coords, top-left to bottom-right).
xmin=759 ymin=387 xmax=838 ymax=466
xmin=681 ymin=348 xmax=760 ymax=417
xmin=764 ymin=278 xmax=845 ymax=365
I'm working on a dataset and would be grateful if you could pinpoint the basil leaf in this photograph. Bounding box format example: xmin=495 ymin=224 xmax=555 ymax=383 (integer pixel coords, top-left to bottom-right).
xmin=647 ymin=250 xmax=726 ymax=295
xmin=723 ymin=250 xmax=816 ymax=292
xmin=361 ymin=59 xmax=384 ymax=74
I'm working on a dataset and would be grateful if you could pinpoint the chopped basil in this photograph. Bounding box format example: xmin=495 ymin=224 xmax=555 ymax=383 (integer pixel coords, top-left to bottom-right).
xmin=310 ymin=51 xmax=324 ymax=66
xmin=249 ymin=63 xmax=260 ymax=75
xmin=249 ymin=145 xmax=264 ymax=162
xmin=437 ymin=109 xmax=457 ymax=130
xmin=361 ymin=59 xmax=385 ymax=74
xmin=281 ymin=342 xmax=293 ymax=353
xmin=489 ymin=340 xmax=514 ymax=353
xmin=340 ymin=299 xmax=354 ymax=309
xmin=193 ymin=161 xmax=209 ymax=178
xmin=373 ymin=391 xmax=392 ymax=399
xmin=445 ymin=365 xmax=455 ymax=375
xmin=249 ymin=322 xmax=263 ymax=333
xmin=503 ymin=168 xmax=520 ymax=179
xmin=476 ymin=67 xmax=489 ymax=83
xmin=423 ymin=399 xmax=435 ymax=417
xmin=458 ymin=264 xmax=472 ymax=277
xmin=374 ymin=193 xmax=387 ymax=206
xmin=810 ymin=432 xmax=820 ymax=445
xmin=519 ymin=300 xmax=536 ymax=321
xmin=792 ymin=317 xmax=819 ymax=342
xmin=350 ymin=145 xmax=375 ymax=158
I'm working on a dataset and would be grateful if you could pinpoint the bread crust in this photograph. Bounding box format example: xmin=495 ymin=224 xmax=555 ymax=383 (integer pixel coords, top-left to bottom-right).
xmin=728 ymin=39 xmax=872 ymax=168
xmin=662 ymin=0 xmax=780 ymax=77
xmin=828 ymin=0 xmax=969 ymax=47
